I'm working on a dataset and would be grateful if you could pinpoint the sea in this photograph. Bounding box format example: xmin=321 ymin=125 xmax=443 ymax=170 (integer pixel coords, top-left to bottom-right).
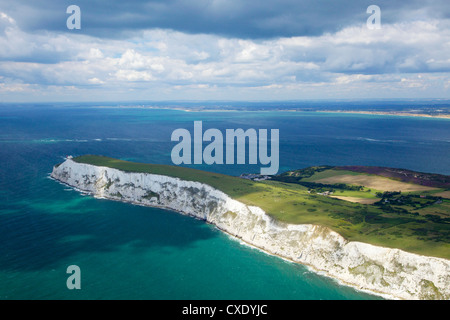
xmin=0 ymin=102 xmax=449 ymax=300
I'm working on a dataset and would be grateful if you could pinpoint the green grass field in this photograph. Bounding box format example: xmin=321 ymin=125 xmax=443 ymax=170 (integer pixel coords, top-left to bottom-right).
xmin=72 ymin=155 xmax=450 ymax=260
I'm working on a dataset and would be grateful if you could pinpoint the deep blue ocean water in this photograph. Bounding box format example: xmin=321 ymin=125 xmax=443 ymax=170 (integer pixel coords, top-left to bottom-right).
xmin=0 ymin=103 xmax=449 ymax=300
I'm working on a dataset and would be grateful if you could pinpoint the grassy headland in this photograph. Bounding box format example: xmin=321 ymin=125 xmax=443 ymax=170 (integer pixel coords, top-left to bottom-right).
xmin=72 ymin=155 xmax=450 ymax=259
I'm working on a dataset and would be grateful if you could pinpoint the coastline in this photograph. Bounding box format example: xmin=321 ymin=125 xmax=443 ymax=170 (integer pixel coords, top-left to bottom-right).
xmin=50 ymin=159 xmax=450 ymax=300
xmin=315 ymin=110 xmax=450 ymax=119
xmin=92 ymin=105 xmax=450 ymax=119
xmin=222 ymin=227 xmax=397 ymax=300
xmin=49 ymin=173 xmax=393 ymax=300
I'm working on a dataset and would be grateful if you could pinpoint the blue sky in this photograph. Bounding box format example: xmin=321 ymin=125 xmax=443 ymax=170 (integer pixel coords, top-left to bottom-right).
xmin=0 ymin=0 xmax=449 ymax=102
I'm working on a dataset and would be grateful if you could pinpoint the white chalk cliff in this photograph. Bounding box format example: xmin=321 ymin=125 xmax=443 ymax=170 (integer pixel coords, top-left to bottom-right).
xmin=51 ymin=158 xmax=450 ymax=300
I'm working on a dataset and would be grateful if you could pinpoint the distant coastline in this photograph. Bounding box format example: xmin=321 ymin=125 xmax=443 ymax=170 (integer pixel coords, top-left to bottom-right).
xmin=315 ymin=110 xmax=450 ymax=119
xmin=92 ymin=104 xmax=450 ymax=119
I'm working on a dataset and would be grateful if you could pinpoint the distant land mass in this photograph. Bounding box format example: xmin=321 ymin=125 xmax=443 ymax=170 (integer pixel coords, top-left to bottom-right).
xmin=91 ymin=99 xmax=450 ymax=118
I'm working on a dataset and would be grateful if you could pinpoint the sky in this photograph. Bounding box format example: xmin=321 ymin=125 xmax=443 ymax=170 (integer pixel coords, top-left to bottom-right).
xmin=0 ymin=0 xmax=449 ymax=102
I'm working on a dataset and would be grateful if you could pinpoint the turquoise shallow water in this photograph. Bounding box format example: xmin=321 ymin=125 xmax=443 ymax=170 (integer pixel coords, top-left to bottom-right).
xmin=0 ymin=178 xmax=379 ymax=300
xmin=0 ymin=104 xmax=449 ymax=300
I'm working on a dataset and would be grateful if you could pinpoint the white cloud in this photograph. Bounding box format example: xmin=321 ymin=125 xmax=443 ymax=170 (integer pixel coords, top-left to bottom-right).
xmin=0 ymin=11 xmax=15 ymax=26
xmin=88 ymin=77 xmax=104 ymax=84
xmin=115 ymin=69 xmax=154 ymax=81
xmin=0 ymin=13 xmax=449 ymax=101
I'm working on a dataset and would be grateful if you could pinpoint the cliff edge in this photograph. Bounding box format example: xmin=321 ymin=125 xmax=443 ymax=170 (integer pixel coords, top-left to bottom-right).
xmin=51 ymin=158 xmax=450 ymax=300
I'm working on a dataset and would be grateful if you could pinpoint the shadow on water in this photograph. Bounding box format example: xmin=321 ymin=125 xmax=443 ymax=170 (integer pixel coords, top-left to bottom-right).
xmin=0 ymin=137 xmax=223 ymax=274
xmin=0 ymin=189 xmax=217 ymax=272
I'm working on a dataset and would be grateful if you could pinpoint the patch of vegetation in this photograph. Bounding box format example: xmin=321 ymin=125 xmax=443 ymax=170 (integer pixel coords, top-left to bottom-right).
xmin=418 ymin=279 xmax=445 ymax=300
xmin=74 ymin=155 xmax=262 ymax=198
xmin=104 ymin=179 xmax=113 ymax=190
xmin=110 ymin=192 xmax=123 ymax=199
xmin=276 ymin=166 xmax=333 ymax=181
xmin=142 ymin=191 xmax=159 ymax=201
xmin=273 ymin=180 xmax=364 ymax=192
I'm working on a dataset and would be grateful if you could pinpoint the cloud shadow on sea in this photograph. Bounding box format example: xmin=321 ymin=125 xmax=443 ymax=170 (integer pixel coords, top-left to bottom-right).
xmin=0 ymin=190 xmax=218 ymax=272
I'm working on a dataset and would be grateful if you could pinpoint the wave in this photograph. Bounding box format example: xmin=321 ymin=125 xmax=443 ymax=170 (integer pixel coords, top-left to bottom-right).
xmin=355 ymin=137 xmax=406 ymax=143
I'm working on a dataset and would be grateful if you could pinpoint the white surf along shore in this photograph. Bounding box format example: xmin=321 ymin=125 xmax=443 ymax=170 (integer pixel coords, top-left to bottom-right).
xmin=51 ymin=158 xmax=450 ymax=300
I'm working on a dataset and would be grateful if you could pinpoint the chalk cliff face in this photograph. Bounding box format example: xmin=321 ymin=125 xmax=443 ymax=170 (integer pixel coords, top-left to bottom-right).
xmin=51 ymin=159 xmax=450 ymax=300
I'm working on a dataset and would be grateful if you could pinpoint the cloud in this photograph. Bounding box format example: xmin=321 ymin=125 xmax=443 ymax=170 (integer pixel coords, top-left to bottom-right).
xmin=1 ymin=0 xmax=449 ymax=39
xmin=0 ymin=2 xmax=449 ymax=101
